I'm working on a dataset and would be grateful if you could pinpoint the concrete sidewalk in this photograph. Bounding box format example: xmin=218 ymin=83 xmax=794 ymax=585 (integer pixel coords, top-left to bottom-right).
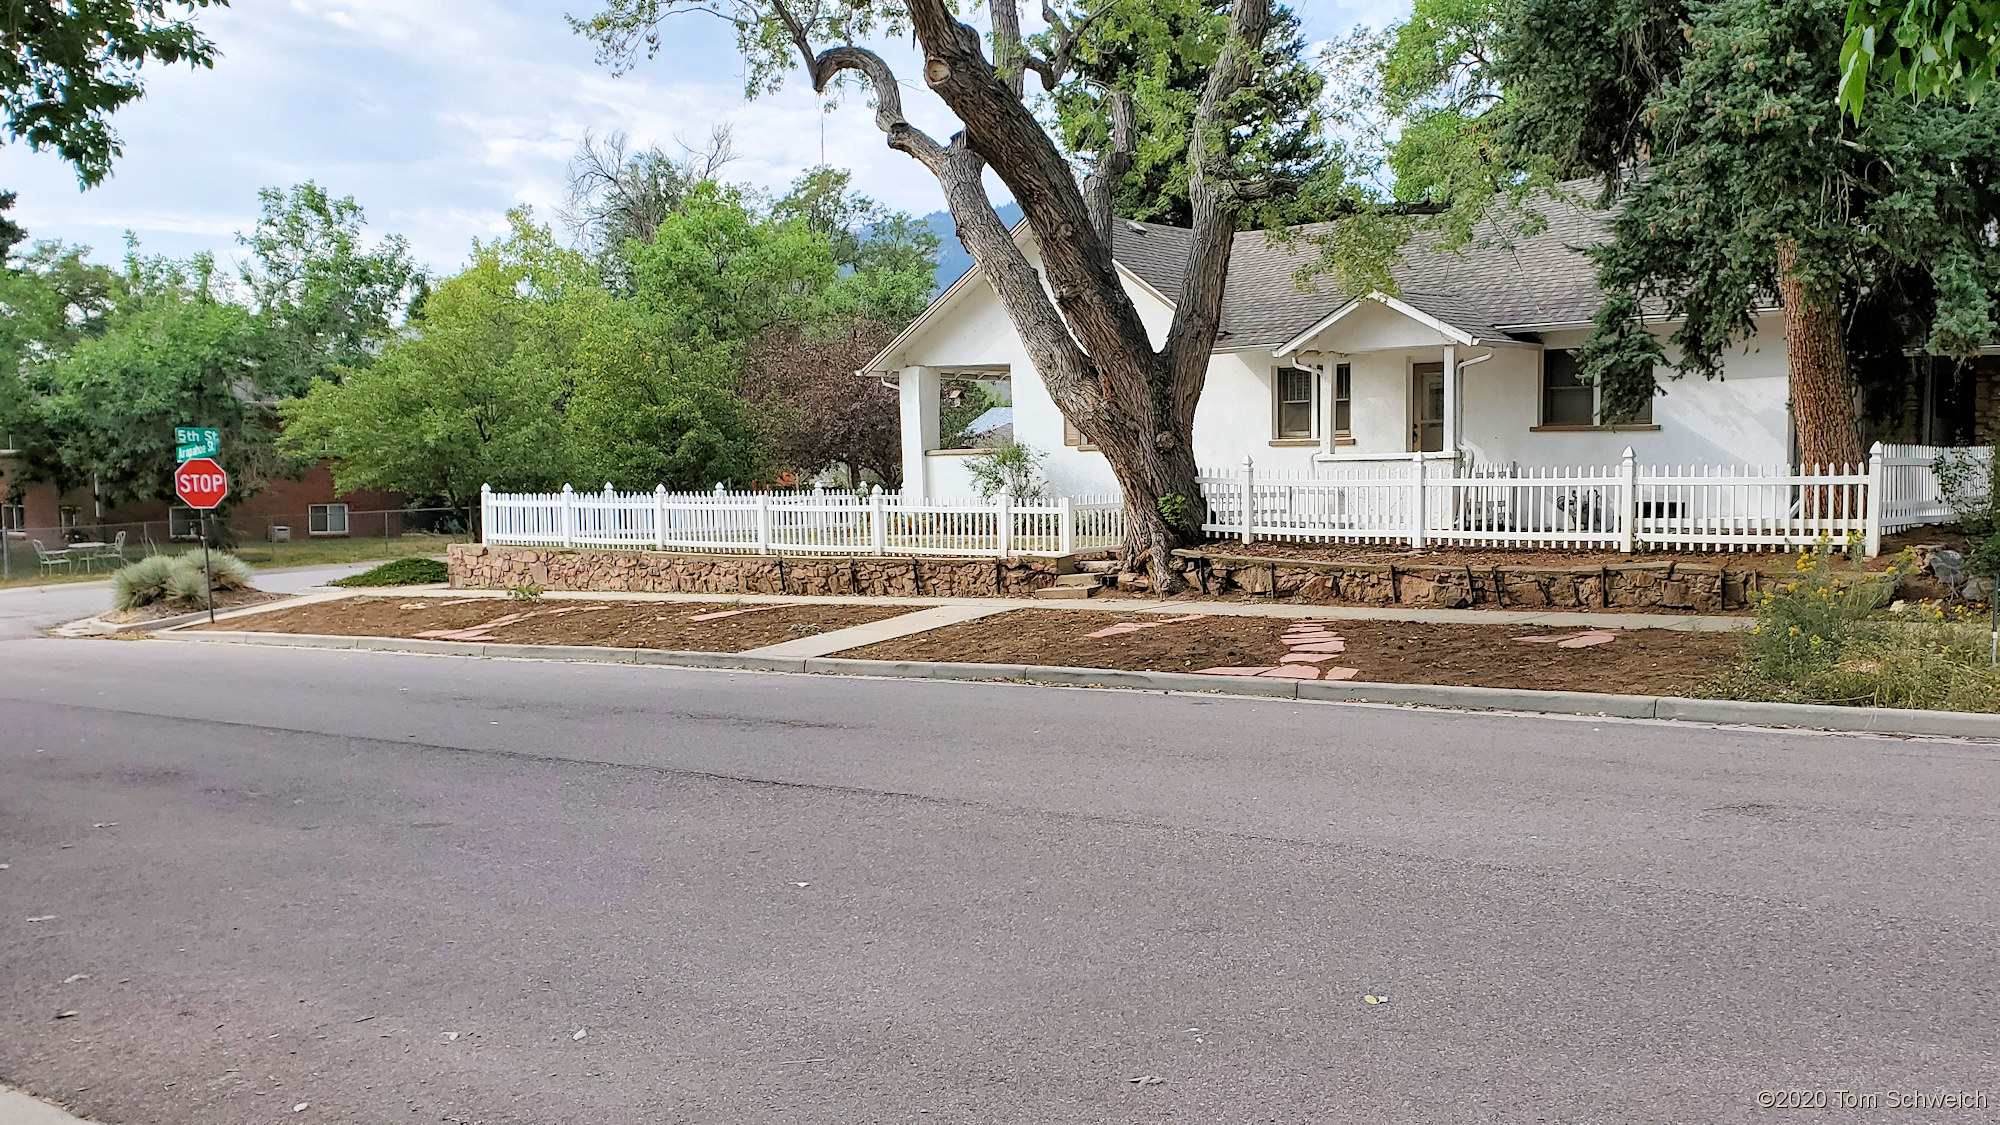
xmin=0 ymin=1089 xmax=91 ymax=1124
xmin=367 ymin=586 xmax=1753 ymax=632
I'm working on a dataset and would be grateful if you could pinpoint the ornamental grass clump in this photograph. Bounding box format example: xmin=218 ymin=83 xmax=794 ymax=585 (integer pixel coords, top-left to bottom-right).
xmin=111 ymin=551 xmax=255 ymax=611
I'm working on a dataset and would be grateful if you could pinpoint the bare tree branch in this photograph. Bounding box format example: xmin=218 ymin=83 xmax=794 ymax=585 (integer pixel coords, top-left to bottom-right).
xmin=1164 ymin=0 xmax=1275 ymax=423
xmin=1084 ymin=91 xmax=1134 ymax=243
xmin=989 ymin=0 xmax=1027 ymax=98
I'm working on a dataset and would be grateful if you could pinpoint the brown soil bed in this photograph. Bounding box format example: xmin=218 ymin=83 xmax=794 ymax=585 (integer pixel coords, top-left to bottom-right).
xmin=198 ymin=596 xmax=913 ymax=652
xmin=104 ymin=588 xmax=288 ymax=624
xmin=839 ymin=608 xmax=1740 ymax=695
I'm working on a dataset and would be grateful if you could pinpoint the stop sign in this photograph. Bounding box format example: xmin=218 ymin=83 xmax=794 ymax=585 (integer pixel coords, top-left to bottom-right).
xmin=174 ymin=457 xmax=229 ymax=510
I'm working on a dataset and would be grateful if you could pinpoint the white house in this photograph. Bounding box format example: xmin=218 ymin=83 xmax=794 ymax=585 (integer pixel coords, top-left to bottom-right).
xmin=862 ymin=195 xmax=1801 ymax=503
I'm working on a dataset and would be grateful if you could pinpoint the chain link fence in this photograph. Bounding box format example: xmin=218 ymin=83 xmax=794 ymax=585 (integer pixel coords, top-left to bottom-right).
xmin=1 ymin=506 xmax=470 ymax=581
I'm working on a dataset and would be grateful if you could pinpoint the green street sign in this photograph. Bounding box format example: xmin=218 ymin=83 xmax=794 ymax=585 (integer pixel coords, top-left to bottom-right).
xmin=175 ymin=426 xmax=220 ymax=463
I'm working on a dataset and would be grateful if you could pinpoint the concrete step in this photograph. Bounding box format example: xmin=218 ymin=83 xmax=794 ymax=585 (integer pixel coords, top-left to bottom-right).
xmin=1077 ymin=559 xmax=1121 ymax=574
xmin=1052 ymin=573 xmax=1104 ymax=588
xmin=1034 ymin=584 xmax=1098 ymax=599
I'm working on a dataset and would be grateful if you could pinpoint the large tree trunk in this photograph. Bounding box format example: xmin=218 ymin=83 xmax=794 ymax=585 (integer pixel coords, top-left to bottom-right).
xmin=1776 ymin=242 xmax=1864 ymax=470
xmin=809 ymin=0 xmax=1273 ymax=592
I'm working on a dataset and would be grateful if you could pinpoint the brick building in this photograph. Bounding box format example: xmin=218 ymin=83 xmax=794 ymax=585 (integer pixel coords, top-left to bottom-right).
xmin=0 ymin=456 xmax=409 ymax=543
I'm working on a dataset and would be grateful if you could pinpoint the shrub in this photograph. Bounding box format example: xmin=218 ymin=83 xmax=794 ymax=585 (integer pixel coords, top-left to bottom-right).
xmin=112 ymin=551 xmax=255 ymax=611
xmin=331 ymin=558 xmax=449 ymax=587
xmin=963 ymin=440 xmax=1049 ymax=503
xmin=1743 ymin=544 xmax=1895 ymax=680
xmin=111 ymin=555 xmax=178 ymax=611
xmin=1706 ymin=544 xmax=2000 ymax=711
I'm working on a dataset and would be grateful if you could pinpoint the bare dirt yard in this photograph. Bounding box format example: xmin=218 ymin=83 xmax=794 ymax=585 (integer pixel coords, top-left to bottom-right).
xmin=199 ymin=596 xmax=914 ymax=652
xmin=838 ymin=608 xmax=1741 ymax=695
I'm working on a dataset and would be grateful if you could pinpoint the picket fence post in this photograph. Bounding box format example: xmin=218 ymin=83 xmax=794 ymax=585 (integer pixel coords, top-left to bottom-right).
xmin=653 ymin=484 xmax=667 ymax=549
xmin=755 ymin=492 xmax=772 ymax=555
xmin=559 ymin=484 xmax=575 ymax=548
xmin=997 ymin=494 xmax=1013 ymax=556
xmin=479 ymin=484 xmax=492 ymax=545
xmin=1058 ymin=495 xmax=1075 ymax=556
xmin=1240 ymin=456 xmax=1255 ymax=545
xmin=1618 ymin=446 xmax=1637 ymax=554
xmin=1865 ymin=441 xmax=1885 ymax=557
xmin=1409 ymin=453 xmax=1427 ymax=549
xmin=869 ymin=485 xmax=887 ymax=556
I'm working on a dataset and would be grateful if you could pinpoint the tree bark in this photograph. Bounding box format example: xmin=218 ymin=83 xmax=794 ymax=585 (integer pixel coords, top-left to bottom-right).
xmin=1775 ymin=242 xmax=1864 ymax=470
xmin=810 ymin=0 xmax=1276 ymax=591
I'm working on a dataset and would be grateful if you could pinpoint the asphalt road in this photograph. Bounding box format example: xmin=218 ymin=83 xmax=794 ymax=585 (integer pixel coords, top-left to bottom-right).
xmin=0 ymin=564 xmax=375 ymax=640
xmin=2 ymin=639 xmax=1997 ymax=1124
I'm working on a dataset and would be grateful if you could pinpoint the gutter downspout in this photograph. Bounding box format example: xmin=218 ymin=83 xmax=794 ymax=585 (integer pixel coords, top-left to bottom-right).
xmin=1453 ymin=348 xmax=1496 ymax=463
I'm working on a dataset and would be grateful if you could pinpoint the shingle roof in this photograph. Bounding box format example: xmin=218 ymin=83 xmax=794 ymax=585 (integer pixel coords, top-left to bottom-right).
xmin=1110 ymin=190 xmax=1617 ymax=349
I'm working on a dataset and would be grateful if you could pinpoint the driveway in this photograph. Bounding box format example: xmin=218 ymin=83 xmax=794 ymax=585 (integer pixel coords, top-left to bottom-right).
xmin=1 ymin=639 xmax=1996 ymax=1123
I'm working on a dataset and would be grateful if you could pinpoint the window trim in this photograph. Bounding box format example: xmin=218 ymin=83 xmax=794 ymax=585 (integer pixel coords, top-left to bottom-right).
xmin=1061 ymin=415 xmax=1099 ymax=452
xmin=1274 ymin=365 xmax=1316 ymax=440
xmin=309 ymin=502 xmax=350 ymax=537
xmin=1541 ymin=347 xmax=1654 ymax=428
xmin=169 ymin=506 xmax=202 ymax=540
xmin=1331 ymin=363 xmax=1352 ymax=439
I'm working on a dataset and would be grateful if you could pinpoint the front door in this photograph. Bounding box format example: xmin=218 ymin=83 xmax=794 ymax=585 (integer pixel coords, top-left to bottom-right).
xmin=1411 ymin=363 xmax=1445 ymax=452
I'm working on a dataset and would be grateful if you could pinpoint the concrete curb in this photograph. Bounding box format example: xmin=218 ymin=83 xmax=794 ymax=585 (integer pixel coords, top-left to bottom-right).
xmin=149 ymin=627 xmax=2000 ymax=739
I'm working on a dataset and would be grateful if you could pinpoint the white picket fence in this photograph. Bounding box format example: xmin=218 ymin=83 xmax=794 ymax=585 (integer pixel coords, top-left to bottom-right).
xmin=482 ymin=443 xmax=1978 ymax=559
xmin=1197 ymin=442 xmax=1977 ymax=555
xmin=482 ymin=483 xmax=1126 ymax=557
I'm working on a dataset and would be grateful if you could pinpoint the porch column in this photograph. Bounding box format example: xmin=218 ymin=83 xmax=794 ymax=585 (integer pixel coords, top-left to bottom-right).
xmin=1442 ymin=343 xmax=1460 ymax=461
xmin=897 ymin=366 xmax=939 ymax=502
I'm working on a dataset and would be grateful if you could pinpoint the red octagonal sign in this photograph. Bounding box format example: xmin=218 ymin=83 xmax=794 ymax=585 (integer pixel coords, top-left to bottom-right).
xmin=174 ymin=457 xmax=229 ymax=510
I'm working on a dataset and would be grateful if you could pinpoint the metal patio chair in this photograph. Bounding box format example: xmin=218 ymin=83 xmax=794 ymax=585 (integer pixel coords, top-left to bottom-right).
xmin=31 ymin=538 xmax=72 ymax=577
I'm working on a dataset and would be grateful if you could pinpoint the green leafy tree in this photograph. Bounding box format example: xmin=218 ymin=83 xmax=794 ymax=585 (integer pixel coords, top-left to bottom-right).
xmin=27 ymin=253 xmax=270 ymax=507
xmin=626 ymin=181 xmax=847 ymax=344
xmin=561 ymin=125 xmax=737 ymax=289
xmin=238 ymin=182 xmax=424 ymax=398
xmin=0 ymin=0 xmax=227 ymax=248
xmin=283 ymin=212 xmax=767 ymax=508
xmin=1841 ymin=0 xmax=2000 ymax=117
xmin=1045 ymin=0 xmax=1333 ymax=227
xmin=773 ymin=165 xmax=939 ymax=325
xmin=1522 ymin=0 xmax=2000 ymax=461
xmin=0 ymin=241 xmax=123 ymax=480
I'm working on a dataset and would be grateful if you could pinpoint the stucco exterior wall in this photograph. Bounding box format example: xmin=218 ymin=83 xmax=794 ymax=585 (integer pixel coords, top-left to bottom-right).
xmin=882 ymin=247 xmax=1796 ymax=499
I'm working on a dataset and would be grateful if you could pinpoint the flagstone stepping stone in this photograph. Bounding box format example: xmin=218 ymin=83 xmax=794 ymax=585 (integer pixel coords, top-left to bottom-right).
xmin=1257 ymin=664 xmax=1323 ymax=678
xmin=1280 ymin=653 xmax=1343 ymax=664
xmin=1321 ymin=668 xmax=1360 ymax=681
xmin=1515 ymin=630 xmax=1620 ymax=648
xmin=1286 ymin=639 xmax=1348 ymax=653
xmin=688 ymin=604 xmax=800 ymax=622
xmin=1081 ymin=613 xmax=1206 ymax=640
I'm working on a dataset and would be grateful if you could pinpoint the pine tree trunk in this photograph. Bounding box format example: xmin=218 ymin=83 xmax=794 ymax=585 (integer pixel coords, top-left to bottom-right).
xmin=1775 ymin=242 xmax=1864 ymax=471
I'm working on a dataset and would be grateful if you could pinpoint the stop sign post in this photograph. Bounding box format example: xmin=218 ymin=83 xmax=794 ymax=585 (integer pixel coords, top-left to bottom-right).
xmin=173 ymin=457 xmax=229 ymax=622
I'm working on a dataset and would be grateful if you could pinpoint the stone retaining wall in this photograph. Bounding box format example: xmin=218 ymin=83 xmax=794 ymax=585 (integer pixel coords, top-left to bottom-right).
xmin=449 ymin=543 xmax=1066 ymax=598
xmin=1167 ymin=549 xmax=1779 ymax=612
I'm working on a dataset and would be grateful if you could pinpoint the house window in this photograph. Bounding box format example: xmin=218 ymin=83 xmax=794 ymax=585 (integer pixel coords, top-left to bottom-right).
xmin=169 ymin=507 xmax=202 ymax=540
xmin=310 ymin=503 xmax=350 ymax=536
xmin=1276 ymin=367 xmax=1314 ymax=438
xmin=1542 ymin=350 xmax=1596 ymax=426
xmin=1062 ymin=416 xmax=1098 ymax=451
xmin=1542 ymin=349 xmax=1653 ymax=427
xmin=939 ymin=372 xmax=1012 ymax=450
xmin=1 ymin=502 xmax=24 ymax=530
xmin=1332 ymin=363 xmax=1352 ymax=437
xmin=58 ymin=505 xmax=81 ymax=529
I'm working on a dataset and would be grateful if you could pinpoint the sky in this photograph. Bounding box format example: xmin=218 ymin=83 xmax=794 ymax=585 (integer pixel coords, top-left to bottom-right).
xmin=0 ymin=0 xmax=1411 ymax=276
